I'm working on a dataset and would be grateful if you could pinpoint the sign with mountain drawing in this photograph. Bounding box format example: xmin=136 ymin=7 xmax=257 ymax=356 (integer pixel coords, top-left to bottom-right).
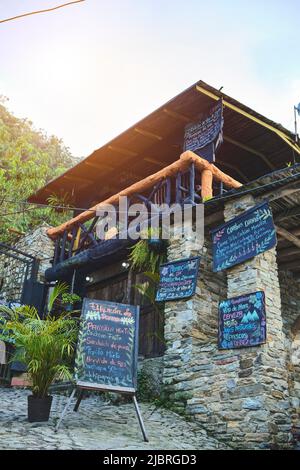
xmin=211 ymin=201 xmax=276 ymax=272
xmin=74 ymin=298 xmax=139 ymax=393
xmin=218 ymin=291 xmax=266 ymax=349
xmin=155 ymin=256 xmax=200 ymax=302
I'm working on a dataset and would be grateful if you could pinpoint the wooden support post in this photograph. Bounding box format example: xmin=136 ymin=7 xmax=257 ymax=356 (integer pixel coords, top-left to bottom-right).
xmin=176 ymin=172 xmax=182 ymax=203
xmin=53 ymin=237 xmax=60 ymax=266
xmin=275 ymin=225 xmax=300 ymax=249
xmin=60 ymin=230 xmax=68 ymax=263
xmin=189 ymin=163 xmax=195 ymax=204
xmin=201 ymin=169 xmax=213 ymax=201
xmin=73 ymin=389 xmax=84 ymax=412
xmin=165 ymin=177 xmax=171 ymax=205
xmin=68 ymin=226 xmax=77 ymax=258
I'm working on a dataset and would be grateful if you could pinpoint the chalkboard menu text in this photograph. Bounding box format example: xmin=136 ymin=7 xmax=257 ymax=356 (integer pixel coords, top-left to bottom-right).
xmin=183 ymin=99 xmax=223 ymax=162
xmin=211 ymin=201 xmax=276 ymax=272
xmin=75 ymin=299 xmax=139 ymax=393
xmin=156 ymin=256 xmax=200 ymax=302
xmin=218 ymin=291 xmax=266 ymax=349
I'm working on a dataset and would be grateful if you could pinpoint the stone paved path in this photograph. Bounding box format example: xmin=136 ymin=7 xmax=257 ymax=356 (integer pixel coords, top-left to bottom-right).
xmin=0 ymin=387 xmax=227 ymax=450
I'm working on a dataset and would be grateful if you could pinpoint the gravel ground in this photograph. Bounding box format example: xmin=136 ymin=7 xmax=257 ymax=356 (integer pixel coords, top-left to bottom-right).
xmin=0 ymin=387 xmax=227 ymax=450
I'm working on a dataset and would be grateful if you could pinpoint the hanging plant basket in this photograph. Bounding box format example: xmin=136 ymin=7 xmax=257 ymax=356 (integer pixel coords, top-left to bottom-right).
xmin=128 ymin=230 xmax=169 ymax=274
xmin=148 ymin=238 xmax=168 ymax=254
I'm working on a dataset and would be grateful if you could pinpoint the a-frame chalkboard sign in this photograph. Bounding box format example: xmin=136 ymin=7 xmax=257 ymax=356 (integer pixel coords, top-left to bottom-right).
xmin=55 ymin=298 xmax=148 ymax=441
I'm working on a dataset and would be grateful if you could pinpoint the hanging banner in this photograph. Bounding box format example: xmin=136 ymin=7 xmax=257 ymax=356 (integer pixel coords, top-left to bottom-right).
xmin=211 ymin=201 xmax=276 ymax=272
xmin=218 ymin=291 xmax=266 ymax=349
xmin=183 ymin=99 xmax=223 ymax=162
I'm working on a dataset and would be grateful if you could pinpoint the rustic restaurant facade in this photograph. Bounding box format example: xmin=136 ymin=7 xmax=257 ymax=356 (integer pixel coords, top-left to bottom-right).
xmin=5 ymin=80 xmax=300 ymax=448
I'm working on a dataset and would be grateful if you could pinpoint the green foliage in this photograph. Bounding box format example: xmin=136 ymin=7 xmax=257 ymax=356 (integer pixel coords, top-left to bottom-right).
xmin=0 ymin=303 xmax=78 ymax=398
xmin=136 ymin=367 xmax=158 ymax=402
xmin=47 ymin=282 xmax=69 ymax=313
xmin=61 ymin=292 xmax=82 ymax=306
xmin=134 ymin=271 xmax=160 ymax=306
xmin=128 ymin=239 xmax=158 ymax=273
xmin=0 ymin=96 xmax=76 ymax=243
xmin=128 ymin=228 xmax=168 ymax=274
xmin=0 ymin=281 xmax=79 ymax=397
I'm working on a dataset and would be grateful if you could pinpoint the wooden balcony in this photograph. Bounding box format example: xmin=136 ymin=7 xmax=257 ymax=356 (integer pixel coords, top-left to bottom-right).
xmin=48 ymin=151 xmax=242 ymax=268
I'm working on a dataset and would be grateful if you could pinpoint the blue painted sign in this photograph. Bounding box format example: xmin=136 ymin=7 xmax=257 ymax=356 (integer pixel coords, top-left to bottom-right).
xmin=218 ymin=291 xmax=266 ymax=349
xmin=74 ymin=299 xmax=139 ymax=392
xmin=211 ymin=201 xmax=276 ymax=272
xmin=156 ymin=256 xmax=200 ymax=302
xmin=183 ymin=99 xmax=223 ymax=162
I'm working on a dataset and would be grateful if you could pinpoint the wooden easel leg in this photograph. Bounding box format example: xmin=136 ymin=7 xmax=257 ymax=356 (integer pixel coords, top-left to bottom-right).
xmin=132 ymin=395 xmax=149 ymax=442
xmin=73 ymin=389 xmax=84 ymax=412
xmin=55 ymin=387 xmax=76 ymax=432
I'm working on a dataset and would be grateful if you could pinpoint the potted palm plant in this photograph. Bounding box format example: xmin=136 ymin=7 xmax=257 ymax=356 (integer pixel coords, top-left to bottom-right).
xmin=0 ymin=283 xmax=78 ymax=422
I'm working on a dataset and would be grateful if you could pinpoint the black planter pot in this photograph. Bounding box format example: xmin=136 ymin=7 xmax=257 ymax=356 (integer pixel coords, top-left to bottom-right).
xmin=27 ymin=395 xmax=53 ymax=422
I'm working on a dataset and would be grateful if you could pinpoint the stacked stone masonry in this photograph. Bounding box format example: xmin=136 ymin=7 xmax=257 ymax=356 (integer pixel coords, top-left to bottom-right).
xmin=163 ymin=195 xmax=300 ymax=449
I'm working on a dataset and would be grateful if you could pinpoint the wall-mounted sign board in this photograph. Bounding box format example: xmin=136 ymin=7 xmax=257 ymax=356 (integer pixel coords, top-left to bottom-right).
xmin=211 ymin=201 xmax=276 ymax=272
xmin=218 ymin=291 xmax=266 ymax=349
xmin=74 ymin=298 xmax=139 ymax=392
xmin=156 ymin=256 xmax=200 ymax=302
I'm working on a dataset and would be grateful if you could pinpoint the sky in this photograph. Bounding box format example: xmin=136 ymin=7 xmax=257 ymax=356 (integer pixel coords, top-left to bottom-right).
xmin=0 ymin=0 xmax=299 ymax=159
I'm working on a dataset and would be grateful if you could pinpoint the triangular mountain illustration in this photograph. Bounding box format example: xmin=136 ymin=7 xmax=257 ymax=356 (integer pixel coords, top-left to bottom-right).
xmin=241 ymin=313 xmax=249 ymax=323
xmin=250 ymin=310 xmax=259 ymax=321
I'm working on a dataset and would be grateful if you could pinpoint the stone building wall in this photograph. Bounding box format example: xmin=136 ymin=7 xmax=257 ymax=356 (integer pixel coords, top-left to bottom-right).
xmin=163 ymin=195 xmax=296 ymax=449
xmin=0 ymin=224 xmax=54 ymax=302
xmin=279 ymin=270 xmax=300 ymax=432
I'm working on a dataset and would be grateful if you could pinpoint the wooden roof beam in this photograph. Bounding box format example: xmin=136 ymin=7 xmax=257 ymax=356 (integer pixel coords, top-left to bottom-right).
xmin=84 ymin=161 xmax=115 ymax=171
xmin=277 ymin=246 xmax=300 ymax=259
xmin=275 ymin=225 xmax=300 ymax=249
xmin=163 ymin=107 xmax=275 ymax=171
xmin=163 ymin=108 xmax=191 ymax=123
xmin=274 ymin=206 xmax=300 ymax=222
xmin=217 ymin=160 xmax=250 ymax=182
xmin=143 ymin=157 xmax=166 ymax=168
xmin=196 ymin=84 xmax=300 ymax=156
xmin=223 ymin=135 xmax=275 ymax=170
xmin=63 ymin=175 xmax=94 ymax=184
xmin=266 ymin=184 xmax=300 ymax=202
xmin=107 ymin=145 xmax=138 ymax=157
xmin=162 ymin=108 xmax=274 ymax=172
xmin=134 ymin=128 xmax=163 ymax=141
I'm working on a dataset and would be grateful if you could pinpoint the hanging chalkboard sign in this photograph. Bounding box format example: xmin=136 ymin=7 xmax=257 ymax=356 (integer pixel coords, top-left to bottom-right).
xmin=211 ymin=201 xmax=276 ymax=272
xmin=74 ymin=298 xmax=139 ymax=393
xmin=156 ymin=256 xmax=200 ymax=302
xmin=218 ymin=291 xmax=266 ymax=349
xmin=183 ymin=99 xmax=223 ymax=162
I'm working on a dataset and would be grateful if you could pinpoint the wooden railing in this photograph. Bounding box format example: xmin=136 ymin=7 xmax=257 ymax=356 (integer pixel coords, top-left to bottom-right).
xmin=49 ymin=152 xmax=242 ymax=267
